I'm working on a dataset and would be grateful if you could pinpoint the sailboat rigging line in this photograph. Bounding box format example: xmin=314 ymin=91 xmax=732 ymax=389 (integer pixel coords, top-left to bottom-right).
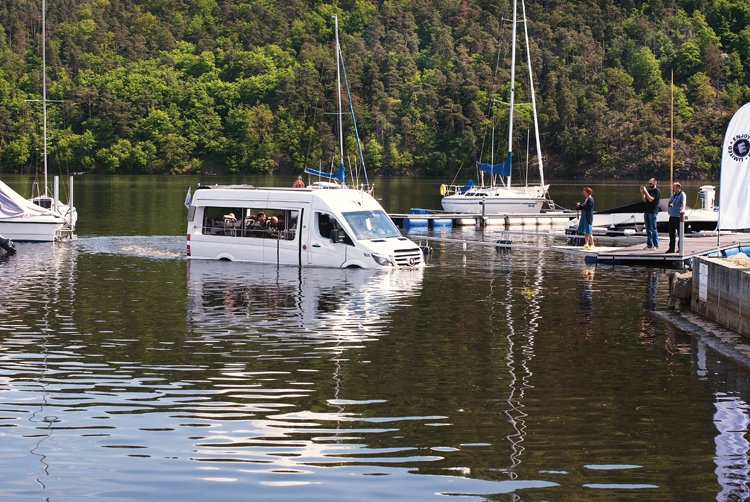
xmin=478 ymin=19 xmax=509 ymax=183
xmin=521 ymin=0 xmax=545 ymax=189
xmin=302 ymin=66 xmax=328 ymax=175
xmin=334 ymin=16 xmax=345 ymax=169
xmin=447 ymin=160 xmax=467 ymax=187
xmin=338 ymin=38 xmax=369 ymax=189
xmin=507 ymin=0 xmax=518 ymax=189
xmin=525 ymin=129 xmax=530 ymax=187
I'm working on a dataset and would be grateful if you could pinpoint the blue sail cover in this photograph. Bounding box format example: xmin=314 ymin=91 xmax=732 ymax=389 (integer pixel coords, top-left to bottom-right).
xmin=478 ymin=153 xmax=512 ymax=177
xmin=304 ymin=162 xmax=346 ymax=183
xmin=461 ymin=179 xmax=475 ymax=194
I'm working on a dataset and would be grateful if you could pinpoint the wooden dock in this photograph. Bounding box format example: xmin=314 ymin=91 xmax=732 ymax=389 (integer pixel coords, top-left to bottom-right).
xmin=580 ymin=235 xmax=750 ymax=268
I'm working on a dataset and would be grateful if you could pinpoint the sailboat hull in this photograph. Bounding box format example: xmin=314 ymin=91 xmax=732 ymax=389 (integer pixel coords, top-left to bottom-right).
xmin=0 ymin=217 xmax=66 ymax=242
xmin=31 ymin=195 xmax=78 ymax=229
xmin=441 ymin=185 xmax=548 ymax=214
xmin=442 ymin=196 xmax=545 ymax=214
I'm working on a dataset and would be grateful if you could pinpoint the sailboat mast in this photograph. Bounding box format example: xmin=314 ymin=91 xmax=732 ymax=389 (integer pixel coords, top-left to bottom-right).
xmin=334 ymin=15 xmax=345 ymax=170
xmin=670 ymin=69 xmax=674 ymax=190
xmin=490 ymin=109 xmax=494 ymax=188
xmin=521 ymin=0 xmax=544 ymax=191
xmin=507 ymin=0 xmax=518 ymax=189
xmin=42 ymin=0 xmax=48 ymax=196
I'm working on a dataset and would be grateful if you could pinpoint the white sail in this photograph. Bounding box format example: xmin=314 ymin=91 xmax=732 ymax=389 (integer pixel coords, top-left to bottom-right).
xmin=718 ymin=102 xmax=750 ymax=230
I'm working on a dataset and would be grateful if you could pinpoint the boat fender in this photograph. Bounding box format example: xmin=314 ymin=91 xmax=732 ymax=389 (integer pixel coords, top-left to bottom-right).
xmin=439 ymin=184 xmax=447 ymax=196
xmin=0 ymin=236 xmax=16 ymax=255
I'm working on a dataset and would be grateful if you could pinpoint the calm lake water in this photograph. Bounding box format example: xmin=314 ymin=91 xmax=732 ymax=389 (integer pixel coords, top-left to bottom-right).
xmin=1 ymin=175 xmax=747 ymax=501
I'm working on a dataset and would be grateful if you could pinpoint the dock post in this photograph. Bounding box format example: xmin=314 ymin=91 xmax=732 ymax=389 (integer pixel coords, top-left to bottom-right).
xmin=477 ymin=200 xmax=486 ymax=230
xmin=69 ymin=175 xmax=74 ymax=232
xmin=679 ymin=215 xmax=685 ymax=259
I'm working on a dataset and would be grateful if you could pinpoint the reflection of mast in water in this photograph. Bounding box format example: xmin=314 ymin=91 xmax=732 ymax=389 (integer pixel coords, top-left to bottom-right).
xmin=24 ymin=245 xmax=77 ymax=497
xmin=502 ymin=249 xmax=544 ymax=483
xmin=713 ymin=393 xmax=750 ymax=501
xmin=692 ymin=338 xmax=750 ymax=500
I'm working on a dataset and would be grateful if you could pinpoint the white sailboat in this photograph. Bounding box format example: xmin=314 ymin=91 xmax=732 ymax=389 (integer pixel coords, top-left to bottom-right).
xmin=30 ymin=0 xmax=77 ymax=229
xmin=0 ymin=0 xmax=77 ymax=242
xmin=303 ymin=15 xmax=371 ymax=193
xmin=0 ymin=178 xmax=69 ymax=242
xmin=441 ymin=0 xmax=549 ymax=214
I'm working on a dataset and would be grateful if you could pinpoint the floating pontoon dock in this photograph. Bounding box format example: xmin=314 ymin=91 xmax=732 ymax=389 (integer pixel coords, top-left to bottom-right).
xmin=414 ymin=230 xmax=749 ymax=269
xmin=389 ymin=211 xmax=576 ymax=229
xmin=567 ymin=236 xmax=750 ymax=268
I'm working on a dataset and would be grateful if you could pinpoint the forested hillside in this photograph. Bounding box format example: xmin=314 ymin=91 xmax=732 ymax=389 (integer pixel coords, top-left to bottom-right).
xmin=0 ymin=0 xmax=748 ymax=179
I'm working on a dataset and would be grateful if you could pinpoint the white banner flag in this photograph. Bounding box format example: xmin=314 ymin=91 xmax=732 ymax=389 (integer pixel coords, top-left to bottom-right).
xmin=719 ymin=102 xmax=750 ymax=230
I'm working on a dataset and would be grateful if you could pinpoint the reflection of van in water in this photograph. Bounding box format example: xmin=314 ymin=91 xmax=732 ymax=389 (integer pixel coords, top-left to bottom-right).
xmin=187 ymin=185 xmax=424 ymax=268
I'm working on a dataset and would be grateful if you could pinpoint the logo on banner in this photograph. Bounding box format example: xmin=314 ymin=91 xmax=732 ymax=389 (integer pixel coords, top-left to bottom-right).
xmin=728 ymin=133 xmax=750 ymax=162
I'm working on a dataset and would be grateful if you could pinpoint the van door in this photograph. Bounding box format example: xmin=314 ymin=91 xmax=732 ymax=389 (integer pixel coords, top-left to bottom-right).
xmin=307 ymin=211 xmax=352 ymax=267
xmin=263 ymin=207 xmax=306 ymax=266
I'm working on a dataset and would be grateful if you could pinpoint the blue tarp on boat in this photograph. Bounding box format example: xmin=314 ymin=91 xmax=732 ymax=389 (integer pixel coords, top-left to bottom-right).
xmin=304 ymin=163 xmax=346 ymax=183
xmin=478 ymin=153 xmax=512 ymax=177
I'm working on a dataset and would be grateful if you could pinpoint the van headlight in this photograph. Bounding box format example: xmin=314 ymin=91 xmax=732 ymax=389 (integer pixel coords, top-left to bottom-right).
xmin=371 ymin=253 xmax=392 ymax=266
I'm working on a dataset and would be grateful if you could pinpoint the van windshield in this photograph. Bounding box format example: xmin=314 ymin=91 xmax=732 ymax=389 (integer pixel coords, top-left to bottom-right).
xmin=342 ymin=210 xmax=401 ymax=240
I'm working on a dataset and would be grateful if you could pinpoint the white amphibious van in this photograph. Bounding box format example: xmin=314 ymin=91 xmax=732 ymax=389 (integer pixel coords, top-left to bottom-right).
xmin=187 ymin=185 xmax=424 ymax=268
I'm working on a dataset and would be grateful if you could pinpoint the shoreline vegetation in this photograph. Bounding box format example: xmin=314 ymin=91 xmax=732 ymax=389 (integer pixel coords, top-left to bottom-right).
xmin=0 ymin=1 xmax=748 ymax=180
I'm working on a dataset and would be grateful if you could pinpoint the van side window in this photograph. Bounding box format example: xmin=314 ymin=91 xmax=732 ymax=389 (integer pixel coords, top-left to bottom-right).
xmin=203 ymin=207 xmax=240 ymax=235
xmin=317 ymin=213 xmax=333 ymax=239
xmin=316 ymin=212 xmax=352 ymax=245
xmin=201 ymin=206 xmax=297 ymax=240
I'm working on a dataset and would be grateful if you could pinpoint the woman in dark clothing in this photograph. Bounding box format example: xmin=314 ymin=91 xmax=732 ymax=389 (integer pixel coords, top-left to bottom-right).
xmin=576 ymin=187 xmax=595 ymax=249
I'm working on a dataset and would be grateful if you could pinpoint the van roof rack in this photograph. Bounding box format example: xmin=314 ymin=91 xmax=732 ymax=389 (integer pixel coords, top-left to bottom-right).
xmin=196 ymin=184 xmax=255 ymax=190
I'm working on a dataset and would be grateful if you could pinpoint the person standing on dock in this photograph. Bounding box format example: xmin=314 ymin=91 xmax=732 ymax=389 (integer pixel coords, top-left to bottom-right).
xmin=666 ymin=182 xmax=686 ymax=253
xmin=576 ymin=187 xmax=595 ymax=249
xmin=640 ymin=178 xmax=661 ymax=249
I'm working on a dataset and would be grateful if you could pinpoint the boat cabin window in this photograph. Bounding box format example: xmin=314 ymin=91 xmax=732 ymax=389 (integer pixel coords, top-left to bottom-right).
xmin=316 ymin=212 xmax=353 ymax=245
xmin=201 ymin=206 xmax=298 ymax=240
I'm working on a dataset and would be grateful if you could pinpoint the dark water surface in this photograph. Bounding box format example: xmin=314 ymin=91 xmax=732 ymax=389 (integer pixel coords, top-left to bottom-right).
xmin=1 ymin=175 xmax=747 ymax=501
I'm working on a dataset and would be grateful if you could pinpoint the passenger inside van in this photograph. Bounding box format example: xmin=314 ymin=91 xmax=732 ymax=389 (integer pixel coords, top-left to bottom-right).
xmin=254 ymin=212 xmax=267 ymax=229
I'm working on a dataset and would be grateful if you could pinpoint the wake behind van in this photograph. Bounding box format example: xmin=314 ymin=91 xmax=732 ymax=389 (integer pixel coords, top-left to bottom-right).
xmin=187 ymin=185 xmax=424 ymax=268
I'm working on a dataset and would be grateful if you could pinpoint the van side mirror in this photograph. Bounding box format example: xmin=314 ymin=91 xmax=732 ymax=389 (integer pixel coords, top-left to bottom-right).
xmin=330 ymin=229 xmax=345 ymax=243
